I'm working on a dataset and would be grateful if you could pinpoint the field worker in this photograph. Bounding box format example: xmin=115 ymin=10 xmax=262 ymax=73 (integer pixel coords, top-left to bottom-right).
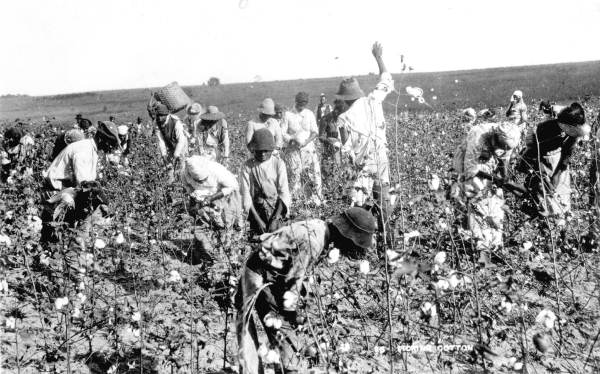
xmin=185 ymin=102 xmax=204 ymax=142
xmin=336 ymin=42 xmax=394 ymax=228
xmin=149 ymin=102 xmax=189 ymax=183
xmin=315 ymin=93 xmax=333 ymax=123
xmin=236 ymin=207 xmax=377 ymax=374
xmin=452 ymin=122 xmax=521 ymax=249
xmin=195 ymin=105 xmax=231 ymax=165
xmin=180 ymin=155 xmax=241 ymax=265
xmin=274 ymin=103 xmax=286 ymax=122
xmin=280 ymin=92 xmax=323 ymax=205
xmin=461 ymin=108 xmax=477 ymax=131
xmin=539 ymin=100 xmax=566 ymax=119
xmin=318 ymin=99 xmax=348 ymax=179
xmin=1 ymin=127 xmax=35 ymax=182
xmin=75 ymin=114 xmax=96 ymax=137
xmin=506 ymin=90 xmax=528 ymax=126
xmin=41 ymin=134 xmax=100 ymax=243
xmin=517 ymin=102 xmax=589 ymax=218
xmin=246 ymin=98 xmax=284 ymax=154
xmin=117 ymin=125 xmax=132 ymax=167
xmin=240 ymin=129 xmax=291 ymax=236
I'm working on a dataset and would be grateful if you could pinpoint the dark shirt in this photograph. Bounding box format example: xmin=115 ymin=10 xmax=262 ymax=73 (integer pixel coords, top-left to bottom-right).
xmin=521 ymin=119 xmax=577 ymax=172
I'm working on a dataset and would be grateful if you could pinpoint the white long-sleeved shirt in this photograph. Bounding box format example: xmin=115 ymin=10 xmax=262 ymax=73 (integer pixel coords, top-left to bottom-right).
xmin=181 ymin=157 xmax=239 ymax=198
xmin=339 ymin=72 xmax=394 ymax=165
xmin=280 ymin=108 xmax=318 ymax=152
xmin=45 ymin=139 xmax=98 ymax=190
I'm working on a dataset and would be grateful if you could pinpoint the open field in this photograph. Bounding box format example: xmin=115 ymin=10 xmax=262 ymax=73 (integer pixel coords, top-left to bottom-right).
xmin=2 ymin=60 xmax=600 ymax=123
xmin=0 ymin=61 xmax=600 ymax=373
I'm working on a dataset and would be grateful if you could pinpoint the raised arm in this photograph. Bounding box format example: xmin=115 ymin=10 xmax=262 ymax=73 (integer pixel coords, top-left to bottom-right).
xmin=372 ymin=42 xmax=387 ymax=75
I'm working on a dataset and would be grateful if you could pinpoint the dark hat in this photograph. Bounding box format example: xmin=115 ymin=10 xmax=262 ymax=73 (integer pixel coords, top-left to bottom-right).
xmin=200 ymin=105 xmax=225 ymax=121
xmin=336 ymin=77 xmax=365 ymax=101
xmin=4 ymin=127 xmax=23 ymax=141
xmin=330 ymin=207 xmax=376 ymax=249
xmin=75 ymin=113 xmax=82 ymax=119
xmin=557 ymin=102 xmax=585 ymax=126
xmin=249 ymin=128 xmax=275 ymax=151
xmin=295 ymin=91 xmax=309 ymax=104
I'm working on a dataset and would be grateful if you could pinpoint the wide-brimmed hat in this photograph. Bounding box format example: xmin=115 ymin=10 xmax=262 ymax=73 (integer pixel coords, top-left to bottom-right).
xmin=295 ymin=91 xmax=309 ymax=104
xmin=336 ymin=77 xmax=365 ymax=101
xmin=330 ymin=207 xmax=376 ymax=249
xmin=259 ymin=98 xmax=276 ymax=115
xmin=462 ymin=108 xmax=477 ymax=120
xmin=494 ymin=122 xmax=521 ymax=150
xmin=187 ymin=102 xmax=203 ymax=116
xmin=248 ymin=128 xmax=275 ymax=151
xmin=65 ymin=129 xmax=85 ymax=144
xmin=200 ymin=106 xmax=225 ymax=121
xmin=185 ymin=155 xmax=211 ymax=182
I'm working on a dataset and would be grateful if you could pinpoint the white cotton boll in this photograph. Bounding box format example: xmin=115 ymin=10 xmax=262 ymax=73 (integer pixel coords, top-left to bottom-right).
xmin=6 ymin=317 xmax=16 ymax=329
xmin=339 ymin=342 xmax=351 ymax=353
xmin=167 ymin=270 xmax=182 ymax=283
xmin=523 ymin=241 xmax=533 ymax=250
xmin=115 ymin=232 xmax=125 ymax=244
xmin=386 ymin=250 xmax=400 ymax=261
xmin=428 ymin=174 xmax=440 ymax=191
xmin=264 ymin=313 xmax=275 ymax=327
xmin=403 ymin=230 xmax=421 ymax=244
xmin=448 ymin=273 xmax=460 ymax=289
xmin=327 ymin=248 xmax=340 ymax=264
xmin=55 ymin=296 xmax=69 ymax=310
xmin=433 ymin=251 xmax=447 ymax=265
xmin=27 ymin=216 xmax=43 ymax=233
xmin=0 ymin=234 xmax=12 ymax=247
xmin=131 ymin=311 xmax=141 ymax=322
xmin=94 ymin=238 xmax=106 ymax=249
xmin=359 ymin=260 xmax=370 ymax=274
xmin=434 ymin=279 xmax=450 ymax=291
xmin=432 ymin=96 xmax=437 ymax=100
xmin=77 ymin=292 xmax=87 ymax=304
xmin=283 ymin=291 xmax=298 ymax=311
xmin=265 ymin=350 xmax=280 ymax=364
xmin=454 ymin=79 xmax=459 ymax=83
xmin=272 ymin=318 xmax=283 ymax=330
xmin=72 ymin=308 xmax=81 ymax=318
xmin=0 ymin=279 xmax=8 ymax=293
xmin=78 ymin=281 xmax=85 ymax=290
xmin=536 ymin=309 xmax=557 ymax=329
xmin=257 ymin=344 xmax=269 ymax=358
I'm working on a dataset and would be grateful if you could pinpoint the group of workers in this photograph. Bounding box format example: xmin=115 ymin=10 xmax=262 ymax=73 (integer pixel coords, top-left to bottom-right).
xmin=1 ymin=40 xmax=599 ymax=374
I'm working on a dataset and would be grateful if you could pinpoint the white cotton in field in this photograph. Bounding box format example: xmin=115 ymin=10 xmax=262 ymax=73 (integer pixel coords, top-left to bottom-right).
xmin=55 ymin=296 xmax=69 ymax=310
xmin=0 ymin=234 xmax=12 ymax=247
xmin=403 ymin=230 xmax=421 ymax=244
xmin=536 ymin=309 xmax=557 ymax=329
xmin=432 ymin=96 xmax=437 ymax=100
xmin=428 ymin=174 xmax=441 ymax=191
xmin=283 ymin=291 xmax=298 ymax=311
xmin=327 ymin=248 xmax=340 ymax=264
xmin=115 ymin=232 xmax=125 ymax=244
xmin=167 ymin=270 xmax=182 ymax=283
xmin=523 ymin=241 xmax=533 ymax=250
xmin=359 ymin=260 xmax=370 ymax=274
xmin=94 ymin=238 xmax=106 ymax=249
xmin=433 ymin=251 xmax=446 ymax=265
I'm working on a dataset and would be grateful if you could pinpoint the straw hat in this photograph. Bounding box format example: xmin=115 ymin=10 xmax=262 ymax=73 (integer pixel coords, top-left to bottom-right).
xmin=65 ymin=129 xmax=85 ymax=144
xmin=187 ymin=102 xmax=203 ymax=116
xmin=248 ymin=128 xmax=275 ymax=151
xmin=462 ymin=108 xmax=477 ymax=120
xmin=336 ymin=77 xmax=365 ymax=101
xmin=259 ymin=98 xmax=276 ymax=115
xmin=185 ymin=155 xmax=211 ymax=182
xmin=330 ymin=207 xmax=376 ymax=249
xmin=117 ymin=125 xmax=129 ymax=135
xmin=200 ymin=106 xmax=225 ymax=121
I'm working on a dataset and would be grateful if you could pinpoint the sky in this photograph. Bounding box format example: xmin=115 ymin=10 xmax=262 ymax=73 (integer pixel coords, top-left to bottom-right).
xmin=1 ymin=0 xmax=600 ymax=96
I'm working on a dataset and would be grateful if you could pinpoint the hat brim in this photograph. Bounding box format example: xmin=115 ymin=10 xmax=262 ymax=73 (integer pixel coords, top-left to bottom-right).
xmin=330 ymin=213 xmax=373 ymax=249
xmin=200 ymin=112 xmax=225 ymax=121
xmin=335 ymin=91 xmax=365 ymax=101
xmin=259 ymin=107 xmax=276 ymax=116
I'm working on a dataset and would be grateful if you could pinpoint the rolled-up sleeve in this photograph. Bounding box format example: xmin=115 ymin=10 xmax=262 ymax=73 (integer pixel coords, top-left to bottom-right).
xmin=173 ymin=121 xmax=188 ymax=158
xmin=370 ymin=72 xmax=394 ymax=102
xmin=276 ymin=158 xmax=291 ymax=210
xmin=220 ymin=119 xmax=230 ymax=158
xmin=240 ymin=164 xmax=252 ymax=213
xmin=155 ymin=127 xmax=167 ymax=157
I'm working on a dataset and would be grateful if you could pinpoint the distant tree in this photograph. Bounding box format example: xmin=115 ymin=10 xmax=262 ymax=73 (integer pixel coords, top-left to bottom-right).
xmin=207 ymin=77 xmax=220 ymax=87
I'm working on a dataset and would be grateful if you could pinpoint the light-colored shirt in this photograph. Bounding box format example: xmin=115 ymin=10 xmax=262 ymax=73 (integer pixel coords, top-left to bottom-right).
xmin=181 ymin=158 xmax=239 ymax=198
xmin=257 ymin=219 xmax=328 ymax=285
xmin=196 ymin=119 xmax=231 ymax=161
xmin=156 ymin=114 xmax=188 ymax=159
xmin=280 ymin=108 xmax=318 ymax=152
xmin=45 ymin=139 xmax=98 ymax=190
xmin=339 ymin=72 xmax=394 ymax=165
xmin=507 ymin=100 xmax=528 ymax=125
xmin=246 ymin=119 xmax=284 ymax=149
xmin=240 ymin=156 xmax=291 ymax=213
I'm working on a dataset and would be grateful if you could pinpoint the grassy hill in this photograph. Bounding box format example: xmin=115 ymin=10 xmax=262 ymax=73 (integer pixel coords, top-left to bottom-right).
xmin=1 ymin=60 xmax=600 ymax=123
